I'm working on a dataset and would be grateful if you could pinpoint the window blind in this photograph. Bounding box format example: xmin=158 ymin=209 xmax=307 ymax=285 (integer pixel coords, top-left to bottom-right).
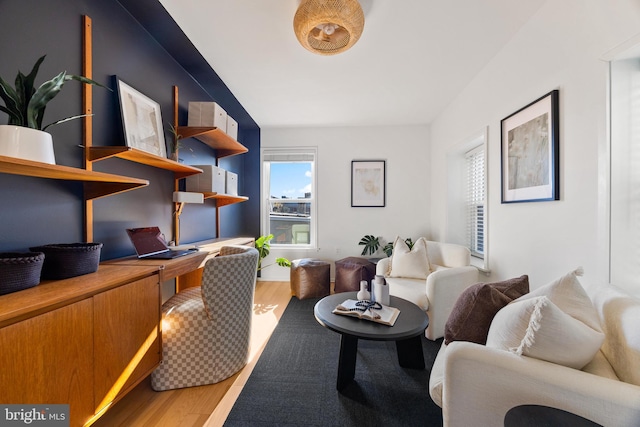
xmin=466 ymin=146 xmax=485 ymax=257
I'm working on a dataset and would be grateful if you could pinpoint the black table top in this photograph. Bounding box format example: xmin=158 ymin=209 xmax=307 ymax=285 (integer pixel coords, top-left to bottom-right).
xmin=314 ymin=292 xmax=429 ymax=341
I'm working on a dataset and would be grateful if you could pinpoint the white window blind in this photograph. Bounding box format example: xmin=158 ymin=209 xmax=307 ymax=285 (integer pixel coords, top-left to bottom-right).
xmin=466 ymin=146 xmax=485 ymax=257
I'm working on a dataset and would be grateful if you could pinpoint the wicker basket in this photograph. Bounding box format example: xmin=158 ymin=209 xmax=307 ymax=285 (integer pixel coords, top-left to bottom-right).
xmin=0 ymin=252 xmax=45 ymax=295
xmin=30 ymin=243 xmax=103 ymax=280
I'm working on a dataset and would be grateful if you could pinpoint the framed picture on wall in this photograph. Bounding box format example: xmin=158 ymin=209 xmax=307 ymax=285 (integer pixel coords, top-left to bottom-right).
xmin=501 ymin=89 xmax=560 ymax=203
xmin=116 ymin=78 xmax=167 ymax=158
xmin=351 ymin=160 xmax=386 ymax=207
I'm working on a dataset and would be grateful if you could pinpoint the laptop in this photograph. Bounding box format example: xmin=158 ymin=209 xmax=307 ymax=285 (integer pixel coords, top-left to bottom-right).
xmin=126 ymin=226 xmax=198 ymax=259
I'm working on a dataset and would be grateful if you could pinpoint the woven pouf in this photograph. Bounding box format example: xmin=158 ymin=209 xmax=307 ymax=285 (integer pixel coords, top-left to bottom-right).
xmin=290 ymin=258 xmax=330 ymax=299
xmin=334 ymin=257 xmax=376 ymax=293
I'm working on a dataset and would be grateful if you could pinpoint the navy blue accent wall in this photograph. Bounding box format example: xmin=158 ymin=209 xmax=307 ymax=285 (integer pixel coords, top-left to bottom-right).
xmin=0 ymin=0 xmax=260 ymax=259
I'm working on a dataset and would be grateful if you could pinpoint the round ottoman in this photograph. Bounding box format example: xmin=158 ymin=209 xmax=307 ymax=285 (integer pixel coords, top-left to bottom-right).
xmin=290 ymin=258 xmax=330 ymax=300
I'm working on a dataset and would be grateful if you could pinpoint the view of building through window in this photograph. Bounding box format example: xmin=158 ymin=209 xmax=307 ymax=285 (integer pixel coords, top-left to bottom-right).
xmin=267 ymin=161 xmax=313 ymax=245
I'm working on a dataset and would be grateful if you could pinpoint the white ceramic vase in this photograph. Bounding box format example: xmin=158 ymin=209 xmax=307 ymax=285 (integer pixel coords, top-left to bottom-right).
xmin=0 ymin=125 xmax=56 ymax=164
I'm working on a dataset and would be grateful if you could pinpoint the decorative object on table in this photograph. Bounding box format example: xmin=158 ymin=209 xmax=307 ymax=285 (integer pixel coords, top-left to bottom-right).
xmin=501 ymin=89 xmax=560 ymax=203
xmin=372 ymin=274 xmax=390 ymax=305
xmin=332 ymin=299 xmax=399 ymax=326
xmin=351 ymin=160 xmax=386 ymax=207
xmin=293 ymin=0 xmax=365 ymax=56
xmin=116 ymin=78 xmax=166 ymax=158
xmin=356 ymin=280 xmax=370 ymax=301
xmin=254 ymin=234 xmax=291 ymax=272
xmin=0 ymin=55 xmax=109 ymax=164
xmin=29 ymin=243 xmax=102 ymax=280
xmin=0 ymin=252 xmax=45 ymax=295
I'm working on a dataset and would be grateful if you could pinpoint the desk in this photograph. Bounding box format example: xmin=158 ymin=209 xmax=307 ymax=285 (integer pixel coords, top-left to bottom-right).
xmin=104 ymin=237 xmax=254 ymax=291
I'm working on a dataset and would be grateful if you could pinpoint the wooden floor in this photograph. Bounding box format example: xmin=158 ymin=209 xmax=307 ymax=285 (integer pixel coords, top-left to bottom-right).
xmin=93 ymin=280 xmax=293 ymax=427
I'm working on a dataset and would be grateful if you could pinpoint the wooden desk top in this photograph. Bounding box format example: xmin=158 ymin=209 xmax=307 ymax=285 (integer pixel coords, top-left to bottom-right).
xmin=103 ymin=237 xmax=254 ymax=282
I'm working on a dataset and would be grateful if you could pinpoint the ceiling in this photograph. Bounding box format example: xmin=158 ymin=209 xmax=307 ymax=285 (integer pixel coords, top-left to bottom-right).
xmin=157 ymin=0 xmax=546 ymax=129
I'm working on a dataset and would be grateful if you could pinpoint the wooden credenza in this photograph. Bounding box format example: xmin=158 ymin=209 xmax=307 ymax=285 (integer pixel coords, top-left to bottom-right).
xmin=0 ymin=264 xmax=162 ymax=427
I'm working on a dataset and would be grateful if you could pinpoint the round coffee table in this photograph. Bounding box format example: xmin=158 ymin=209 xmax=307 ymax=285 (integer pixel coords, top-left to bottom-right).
xmin=314 ymin=291 xmax=429 ymax=391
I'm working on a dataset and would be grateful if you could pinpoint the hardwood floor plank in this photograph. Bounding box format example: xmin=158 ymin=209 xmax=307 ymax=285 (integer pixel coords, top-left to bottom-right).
xmin=93 ymin=280 xmax=292 ymax=427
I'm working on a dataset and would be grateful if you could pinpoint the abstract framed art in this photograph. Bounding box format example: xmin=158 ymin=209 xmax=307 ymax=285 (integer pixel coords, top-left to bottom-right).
xmin=501 ymin=89 xmax=559 ymax=203
xmin=116 ymin=78 xmax=167 ymax=158
xmin=351 ymin=160 xmax=386 ymax=207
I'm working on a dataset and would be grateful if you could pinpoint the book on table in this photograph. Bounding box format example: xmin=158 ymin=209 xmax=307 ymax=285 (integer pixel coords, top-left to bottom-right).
xmin=332 ymin=299 xmax=400 ymax=326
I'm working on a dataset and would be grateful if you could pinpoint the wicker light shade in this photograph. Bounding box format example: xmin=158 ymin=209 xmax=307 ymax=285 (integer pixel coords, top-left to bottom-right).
xmin=293 ymin=0 xmax=365 ymax=56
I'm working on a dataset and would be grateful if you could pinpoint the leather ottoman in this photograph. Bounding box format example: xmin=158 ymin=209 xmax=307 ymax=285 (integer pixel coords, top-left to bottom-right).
xmin=290 ymin=259 xmax=330 ymax=299
xmin=334 ymin=257 xmax=376 ymax=293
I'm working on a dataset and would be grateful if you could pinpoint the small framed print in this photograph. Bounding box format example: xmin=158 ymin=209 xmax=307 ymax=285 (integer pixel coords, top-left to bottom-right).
xmin=351 ymin=160 xmax=386 ymax=207
xmin=116 ymin=78 xmax=167 ymax=158
xmin=501 ymin=90 xmax=560 ymax=203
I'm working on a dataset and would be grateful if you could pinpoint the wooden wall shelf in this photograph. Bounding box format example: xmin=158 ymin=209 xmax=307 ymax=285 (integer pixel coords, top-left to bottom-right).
xmin=176 ymin=126 xmax=248 ymax=158
xmin=0 ymin=155 xmax=148 ymax=200
xmin=202 ymin=192 xmax=249 ymax=207
xmin=87 ymin=146 xmax=203 ymax=179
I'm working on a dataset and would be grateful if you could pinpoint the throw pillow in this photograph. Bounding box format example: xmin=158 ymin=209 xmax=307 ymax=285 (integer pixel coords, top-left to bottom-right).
xmin=388 ymin=236 xmax=430 ymax=279
xmin=486 ymin=295 xmax=604 ymax=369
xmin=486 ymin=268 xmax=604 ymax=369
xmin=444 ymin=275 xmax=529 ymax=345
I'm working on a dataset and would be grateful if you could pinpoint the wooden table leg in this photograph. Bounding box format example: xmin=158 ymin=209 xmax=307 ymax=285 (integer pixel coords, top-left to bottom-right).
xmin=337 ymin=334 xmax=358 ymax=390
xmin=395 ymin=335 xmax=425 ymax=369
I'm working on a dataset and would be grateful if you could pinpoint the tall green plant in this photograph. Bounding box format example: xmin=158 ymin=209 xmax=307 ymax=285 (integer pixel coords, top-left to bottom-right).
xmin=255 ymin=234 xmax=290 ymax=271
xmin=0 ymin=55 xmax=109 ymax=131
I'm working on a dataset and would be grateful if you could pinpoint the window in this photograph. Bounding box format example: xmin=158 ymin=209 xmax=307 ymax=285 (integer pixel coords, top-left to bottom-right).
xmin=262 ymin=148 xmax=317 ymax=247
xmin=466 ymin=146 xmax=485 ymax=258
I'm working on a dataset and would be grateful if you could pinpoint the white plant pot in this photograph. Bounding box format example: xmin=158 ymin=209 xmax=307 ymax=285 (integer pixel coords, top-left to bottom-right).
xmin=0 ymin=125 xmax=56 ymax=164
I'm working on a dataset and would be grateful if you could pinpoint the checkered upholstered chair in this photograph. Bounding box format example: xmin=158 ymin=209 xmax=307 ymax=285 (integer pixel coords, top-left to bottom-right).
xmin=151 ymin=245 xmax=259 ymax=391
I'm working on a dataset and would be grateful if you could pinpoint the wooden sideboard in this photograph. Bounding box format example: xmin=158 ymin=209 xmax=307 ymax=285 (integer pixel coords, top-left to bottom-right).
xmin=0 ymin=264 xmax=162 ymax=426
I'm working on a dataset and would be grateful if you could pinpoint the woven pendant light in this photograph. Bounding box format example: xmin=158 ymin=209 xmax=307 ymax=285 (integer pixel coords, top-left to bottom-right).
xmin=293 ymin=0 xmax=365 ymax=56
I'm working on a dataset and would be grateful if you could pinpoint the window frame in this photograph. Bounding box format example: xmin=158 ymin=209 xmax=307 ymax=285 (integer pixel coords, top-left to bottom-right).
xmin=261 ymin=147 xmax=317 ymax=249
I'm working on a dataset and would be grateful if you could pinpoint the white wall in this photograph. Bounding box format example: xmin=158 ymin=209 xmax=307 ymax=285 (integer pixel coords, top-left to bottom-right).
xmin=429 ymin=0 xmax=640 ymax=293
xmin=259 ymin=125 xmax=430 ymax=280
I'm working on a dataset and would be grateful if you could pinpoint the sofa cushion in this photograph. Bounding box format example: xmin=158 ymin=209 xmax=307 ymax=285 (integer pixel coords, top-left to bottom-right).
xmin=444 ymin=275 xmax=529 ymax=345
xmin=428 ymin=340 xmax=448 ymax=407
xmin=384 ymin=276 xmax=430 ymax=311
xmin=486 ymin=295 xmax=604 ymax=369
xmin=388 ymin=236 xmax=430 ymax=279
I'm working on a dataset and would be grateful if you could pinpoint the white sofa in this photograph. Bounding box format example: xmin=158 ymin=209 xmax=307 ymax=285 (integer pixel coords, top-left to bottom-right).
xmin=429 ymin=283 xmax=640 ymax=427
xmin=376 ymin=240 xmax=478 ymax=340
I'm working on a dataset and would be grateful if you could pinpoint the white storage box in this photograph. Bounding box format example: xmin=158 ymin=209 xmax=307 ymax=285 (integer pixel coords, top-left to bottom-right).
xmin=188 ymin=102 xmax=228 ymax=130
xmin=226 ymin=115 xmax=238 ymax=140
xmin=185 ymin=165 xmax=226 ymax=194
xmin=226 ymin=170 xmax=238 ymax=196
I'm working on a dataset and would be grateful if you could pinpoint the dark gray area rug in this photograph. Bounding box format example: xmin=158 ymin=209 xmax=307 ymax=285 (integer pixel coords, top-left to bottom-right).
xmin=224 ymin=296 xmax=444 ymax=427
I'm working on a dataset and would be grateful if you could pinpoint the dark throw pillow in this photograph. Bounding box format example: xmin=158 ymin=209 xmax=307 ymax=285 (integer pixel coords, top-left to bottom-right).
xmin=444 ymin=275 xmax=529 ymax=345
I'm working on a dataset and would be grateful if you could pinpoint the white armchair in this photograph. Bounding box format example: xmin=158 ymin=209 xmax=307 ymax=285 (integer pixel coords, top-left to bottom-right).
xmin=429 ymin=282 xmax=640 ymax=427
xmin=376 ymin=239 xmax=478 ymax=340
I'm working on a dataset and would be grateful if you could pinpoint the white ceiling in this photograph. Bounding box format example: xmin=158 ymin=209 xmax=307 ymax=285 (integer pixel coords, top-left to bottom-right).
xmin=158 ymin=0 xmax=546 ymax=128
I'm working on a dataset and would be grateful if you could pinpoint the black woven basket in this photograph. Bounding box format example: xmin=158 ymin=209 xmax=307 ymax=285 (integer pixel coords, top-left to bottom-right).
xmin=30 ymin=243 xmax=103 ymax=280
xmin=0 ymin=252 xmax=45 ymax=295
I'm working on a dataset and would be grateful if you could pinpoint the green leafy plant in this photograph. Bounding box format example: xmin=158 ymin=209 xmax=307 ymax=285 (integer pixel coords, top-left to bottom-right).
xmin=358 ymin=234 xmax=381 ymax=256
xmin=167 ymin=122 xmax=183 ymax=155
xmin=359 ymin=235 xmax=414 ymax=257
xmin=0 ymin=55 xmax=109 ymax=131
xmin=255 ymin=234 xmax=291 ymax=271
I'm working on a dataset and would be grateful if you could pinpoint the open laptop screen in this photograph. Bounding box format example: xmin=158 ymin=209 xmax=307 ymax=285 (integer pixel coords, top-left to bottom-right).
xmin=126 ymin=227 xmax=169 ymax=257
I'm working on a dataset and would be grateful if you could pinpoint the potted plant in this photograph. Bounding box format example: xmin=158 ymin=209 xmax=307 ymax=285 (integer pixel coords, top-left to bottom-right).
xmin=0 ymin=55 xmax=108 ymax=164
xmin=255 ymin=234 xmax=291 ymax=272
xmin=358 ymin=234 xmax=414 ymax=257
